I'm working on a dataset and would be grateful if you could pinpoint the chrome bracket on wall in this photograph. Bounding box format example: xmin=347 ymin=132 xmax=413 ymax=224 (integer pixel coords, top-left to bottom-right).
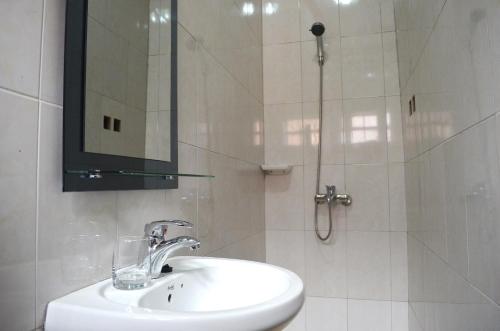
xmin=82 ymin=169 xmax=103 ymax=179
xmin=65 ymin=169 xmax=213 ymax=181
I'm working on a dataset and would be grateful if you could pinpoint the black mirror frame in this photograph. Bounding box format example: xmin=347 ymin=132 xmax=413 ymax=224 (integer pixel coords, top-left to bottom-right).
xmin=63 ymin=0 xmax=178 ymax=191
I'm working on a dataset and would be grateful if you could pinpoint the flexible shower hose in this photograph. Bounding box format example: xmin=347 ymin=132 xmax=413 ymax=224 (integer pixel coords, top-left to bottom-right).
xmin=314 ymin=59 xmax=335 ymax=242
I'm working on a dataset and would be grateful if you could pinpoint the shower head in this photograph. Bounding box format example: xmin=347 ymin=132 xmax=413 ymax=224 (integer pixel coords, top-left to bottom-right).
xmin=310 ymin=22 xmax=325 ymax=65
xmin=310 ymin=22 xmax=325 ymax=37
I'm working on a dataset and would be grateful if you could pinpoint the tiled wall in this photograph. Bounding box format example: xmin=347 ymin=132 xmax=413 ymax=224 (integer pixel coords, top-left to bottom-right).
xmin=262 ymin=1 xmax=408 ymax=330
xmin=0 ymin=0 xmax=264 ymax=330
xmin=395 ymin=0 xmax=500 ymax=330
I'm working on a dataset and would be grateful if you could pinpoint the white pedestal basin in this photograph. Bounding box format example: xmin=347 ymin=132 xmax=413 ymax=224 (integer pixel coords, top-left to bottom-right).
xmin=45 ymin=257 xmax=304 ymax=331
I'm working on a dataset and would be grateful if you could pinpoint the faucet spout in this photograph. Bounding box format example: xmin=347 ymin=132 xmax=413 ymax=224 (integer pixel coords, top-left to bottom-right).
xmin=142 ymin=220 xmax=201 ymax=279
xmin=147 ymin=236 xmax=200 ymax=278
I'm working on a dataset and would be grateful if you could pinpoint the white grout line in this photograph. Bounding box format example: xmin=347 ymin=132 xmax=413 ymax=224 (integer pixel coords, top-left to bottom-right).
xmin=40 ymin=99 xmax=63 ymax=109
xmin=34 ymin=0 xmax=47 ymax=328
xmin=177 ymin=20 xmax=264 ymax=106
xmin=404 ymin=111 xmax=499 ymax=163
xmin=399 ymin=0 xmax=448 ymax=91
xmin=295 ymin=2 xmax=309 ymax=328
xmin=407 ymin=232 xmax=500 ymax=311
xmin=0 ymin=86 xmax=39 ymax=102
xmin=379 ymin=6 xmax=397 ymax=330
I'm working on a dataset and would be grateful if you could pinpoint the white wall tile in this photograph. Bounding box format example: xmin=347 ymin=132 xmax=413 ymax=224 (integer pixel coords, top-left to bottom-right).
xmin=391 ymin=232 xmax=408 ymax=301
xmin=388 ymin=163 xmax=407 ymax=231
xmin=408 ymin=305 xmax=424 ymax=331
xmin=305 ymin=231 xmax=347 ymax=298
xmin=421 ymin=244 xmax=450 ymax=320
xmin=406 ymin=236 xmax=425 ymax=322
xmin=197 ymin=151 xmax=264 ymax=253
xmin=283 ymin=301 xmax=306 ymax=331
xmin=177 ymin=25 xmax=198 ymax=146
xmin=179 ymin=0 xmax=263 ymax=99
xmin=264 ymin=42 xmax=302 ymax=104
xmin=265 ymin=103 xmax=304 ymax=165
xmin=386 ymin=96 xmax=404 ymax=163
xmin=196 ymin=45 xmax=264 ymax=162
xmin=266 ymin=166 xmax=305 ymax=230
xmin=306 ymin=297 xmax=347 ymax=331
xmin=0 ymin=90 xmax=38 ymax=331
xmin=266 ymin=230 xmax=305 ymax=279
xmin=301 ymin=37 xmax=342 ymax=102
xmin=442 ymin=135 xmax=468 ymax=276
xmin=344 ymin=97 xmax=388 ymax=164
xmin=342 ymin=34 xmax=385 ymax=98
xmin=263 ymin=0 xmax=300 ymax=45
xmin=348 ymin=299 xmax=391 ymax=331
xmin=340 ymin=0 xmax=381 ymax=37
xmin=0 ymin=0 xmax=43 ymax=97
xmin=423 ymin=145 xmax=448 ymax=260
xmin=303 ymin=100 xmax=344 ymax=165
xmin=235 ymin=0 xmax=262 ymax=42
xmin=404 ymin=160 xmax=422 ymax=239
xmin=346 ymin=165 xmax=390 ymax=231
xmin=171 ymin=145 xmax=199 ymax=226
xmin=117 ymin=190 xmax=170 ymax=237
xmin=197 ymin=150 xmax=226 ymax=255
xmin=210 ymin=231 xmax=266 ymax=262
xmin=381 ymin=1 xmax=395 ymax=33
xmin=383 ymin=32 xmax=400 ymax=96
xmin=41 ymin=0 xmax=66 ymax=105
xmin=300 ymin=0 xmax=340 ymax=41
xmin=466 ymin=117 xmax=500 ymax=305
xmin=347 ymin=231 xmax=391 ymax=300
xmin=235 ymin=160 xmax=266 ymax=236
xmin=392 ymin=301 xmax=409 ymax=331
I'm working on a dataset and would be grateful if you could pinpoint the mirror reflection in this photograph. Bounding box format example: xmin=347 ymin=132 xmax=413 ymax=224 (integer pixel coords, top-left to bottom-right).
xmin=84 ymin=0 xmax=172 ymax=162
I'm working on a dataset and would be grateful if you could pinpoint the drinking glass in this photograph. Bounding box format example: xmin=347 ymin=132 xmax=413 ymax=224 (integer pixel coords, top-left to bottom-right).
xmin=112 ymin=236 xmax=151 ymax=290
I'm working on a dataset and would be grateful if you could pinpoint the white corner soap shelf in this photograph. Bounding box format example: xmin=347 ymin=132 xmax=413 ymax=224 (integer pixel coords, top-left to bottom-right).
xmin=260 ymin=165 xmax=293 ymax=175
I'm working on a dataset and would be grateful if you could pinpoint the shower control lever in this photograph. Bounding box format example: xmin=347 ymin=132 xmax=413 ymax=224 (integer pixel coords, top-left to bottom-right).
xmin=315 ymin=185 xmax=352 ymax=206
xmin=334 ymin=194 xmax=352 ymax=206
xmin=315 ymin=185 xmax=336 ymax=204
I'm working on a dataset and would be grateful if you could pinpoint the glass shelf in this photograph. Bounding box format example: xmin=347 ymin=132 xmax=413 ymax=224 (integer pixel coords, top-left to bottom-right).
xmin=65 ymin=169 xmax=214 ymax=180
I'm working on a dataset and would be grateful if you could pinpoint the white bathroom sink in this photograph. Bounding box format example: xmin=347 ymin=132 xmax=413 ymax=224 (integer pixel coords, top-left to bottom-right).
xmin=45 ymin=257 xmax=304 ymax=331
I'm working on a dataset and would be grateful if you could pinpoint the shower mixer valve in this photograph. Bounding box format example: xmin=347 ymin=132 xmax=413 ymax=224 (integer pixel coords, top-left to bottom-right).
xmin=314 ymin=185 xmax=352 ymax=206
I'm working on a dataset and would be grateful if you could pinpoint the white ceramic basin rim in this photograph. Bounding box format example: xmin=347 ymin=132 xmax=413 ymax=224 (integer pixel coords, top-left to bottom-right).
xmin=45 ymin=257 xmax=304 ymax=331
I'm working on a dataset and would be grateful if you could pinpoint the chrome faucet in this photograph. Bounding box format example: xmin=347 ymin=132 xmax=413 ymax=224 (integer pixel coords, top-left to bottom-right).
xmin=143 ymin=220 xmax=201 ymax=279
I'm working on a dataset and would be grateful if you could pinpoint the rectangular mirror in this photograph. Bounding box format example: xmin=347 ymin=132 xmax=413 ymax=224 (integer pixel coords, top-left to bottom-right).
xmin=85 ymin=0 xmax=172 ymax=162
xmin=63 ymin=0 xmax=178 ymax=191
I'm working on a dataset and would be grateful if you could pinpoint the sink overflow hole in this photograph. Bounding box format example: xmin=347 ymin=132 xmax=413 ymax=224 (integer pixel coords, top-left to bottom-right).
xmin=168 ymin=294 xmax=172 ymax=303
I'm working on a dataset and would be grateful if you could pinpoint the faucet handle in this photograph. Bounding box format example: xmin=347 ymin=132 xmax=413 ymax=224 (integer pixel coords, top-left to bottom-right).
xmin=144 ymin=220 xmax=193 ymax=239
xmin=325 ymin=185 xmax=336 ymax=195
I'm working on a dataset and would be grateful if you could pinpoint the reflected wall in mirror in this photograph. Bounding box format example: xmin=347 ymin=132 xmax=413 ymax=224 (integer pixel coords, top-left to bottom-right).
xmin=85 ymin=0 xmax=172 ymax=162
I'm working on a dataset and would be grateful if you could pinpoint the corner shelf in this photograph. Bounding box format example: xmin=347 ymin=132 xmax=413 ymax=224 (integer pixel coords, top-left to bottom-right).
xmin=260 ymin=165 xmax=293 ymax=175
